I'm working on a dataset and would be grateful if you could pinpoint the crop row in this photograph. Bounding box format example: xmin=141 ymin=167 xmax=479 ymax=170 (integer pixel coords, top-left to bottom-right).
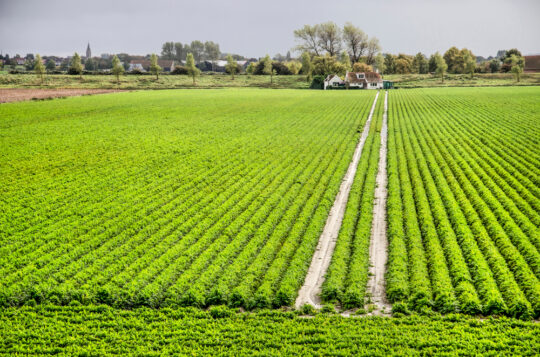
xmin=386 ymin=88 xmax=540 ymax=319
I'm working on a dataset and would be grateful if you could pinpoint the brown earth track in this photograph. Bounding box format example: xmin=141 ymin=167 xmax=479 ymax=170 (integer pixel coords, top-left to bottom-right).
xmin=0 ymin=88 xmax=124 ymax=103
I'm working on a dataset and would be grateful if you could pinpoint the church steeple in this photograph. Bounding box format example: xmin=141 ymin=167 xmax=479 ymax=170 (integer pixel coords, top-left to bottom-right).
xmin=86 ymin=42 xmax=91 ymax=59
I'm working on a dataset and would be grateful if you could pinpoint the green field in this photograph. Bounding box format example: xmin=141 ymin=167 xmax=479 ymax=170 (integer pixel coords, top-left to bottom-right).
xmin=1 ymin=86 xmax=539 ymax=353
xmin=385 ymin=88 xmax=540 ymax=319
xmin=0 ymin=89 xmax=377 ymax=309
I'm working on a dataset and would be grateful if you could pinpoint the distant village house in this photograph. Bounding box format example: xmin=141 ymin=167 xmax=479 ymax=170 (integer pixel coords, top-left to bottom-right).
xmin=128 ymin=60 xmax=176 ymax=72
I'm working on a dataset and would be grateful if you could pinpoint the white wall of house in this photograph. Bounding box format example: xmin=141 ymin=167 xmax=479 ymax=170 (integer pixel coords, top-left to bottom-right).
xmin=324 ymin=75 xmax=344 ymax=89
xmin=365 ymin=82 xmax=383 ymax=89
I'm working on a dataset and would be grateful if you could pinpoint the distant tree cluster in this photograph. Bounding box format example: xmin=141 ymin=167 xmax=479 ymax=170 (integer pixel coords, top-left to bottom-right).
xmin=294 ymin=22 xmax=381 ymax=65
xmin=292 ymin=22 xmax=383 ymax=80
xmin=160 ymin=41 xmax=221 ymax=65
xmin=380 ymin=47 xmax=525 ymax=82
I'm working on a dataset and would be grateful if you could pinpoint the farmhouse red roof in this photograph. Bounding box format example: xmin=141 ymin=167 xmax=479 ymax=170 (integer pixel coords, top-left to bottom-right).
xmin=524 ymin=55 xmax=540 ymax=71
xmin=346 ymin=71 xmax=382 ymax=83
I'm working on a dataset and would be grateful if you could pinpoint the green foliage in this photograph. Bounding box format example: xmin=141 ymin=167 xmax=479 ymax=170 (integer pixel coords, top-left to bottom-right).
xmin=2 ymin=306 xmax=538 ymax=355
xmin=339 ymin=50 xmax=351 ymax=71
xmin=312 ymin=54 xmax=346 ymax=76
xmin=149 ymin=53 xmax=161 ymax=80
xmin=68 ymin=52 xmax=83 ymax=77
xmin=309 ymin=75 xmax=325 ymax=89
xmin=433 ymin=52 xmax=447 ymax=82
xmin=225 ymin=54 xmax=238 ymax=79
xmin=412 ymin=53 xmax=428 ymax=74
xmin=186 ymin=53 xmax=200 ymax=84
xmin=353 ymin=62 xmax=372 ymax=73
xmin=299 ymin=304 xmax=317 ymax=315
xmin=111 ymin=55 xmax=124 ymax=83
xmin=374 ymin=53 xmax=385 ymax=74
xmin=33 ymin=54 xmax=45 ymax=82
xmin=246 ymin=62 xmax=255 ymax=75
xmin=84 ymin=58 xmax=96 ymax=71
xmin=286 ymin=61 xmax=301 ymax=75
xmin=509 ymin=54 xmax=525 ymax=82
xmin=300 ymin=52 xmax=313 ymax=81
xmin=45 ymin=59 xmax=56 ymax=71
xmin=463 ymin=51 xmax=476 ymax=79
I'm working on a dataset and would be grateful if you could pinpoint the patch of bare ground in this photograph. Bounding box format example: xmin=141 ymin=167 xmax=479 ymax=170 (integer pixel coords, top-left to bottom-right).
xmin=365 ymin=90 xmax=392 ymax=316
xmin=295 ymin=91 xmax=381 ymax=310
xmin=0 ymin=88 xmax=124 ymax=103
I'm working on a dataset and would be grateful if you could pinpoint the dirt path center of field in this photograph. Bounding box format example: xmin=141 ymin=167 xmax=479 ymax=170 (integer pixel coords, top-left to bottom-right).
xmin=365 ymin=90 xmax=392 ymax=316
xmin=295 ymin=91 xmax=381 ymax=309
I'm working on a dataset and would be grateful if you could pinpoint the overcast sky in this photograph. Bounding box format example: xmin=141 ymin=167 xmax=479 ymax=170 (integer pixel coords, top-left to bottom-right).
xmin=1 ymin=0 xmax=539 ymax=58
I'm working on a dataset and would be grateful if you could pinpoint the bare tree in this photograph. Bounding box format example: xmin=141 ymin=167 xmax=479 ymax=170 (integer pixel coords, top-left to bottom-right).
xmin=365 ymin=37 xmax=381 ymax=65
xmin=317 ymin=22 xmax=341 ymax=56
xmin=293 ymin=24 xmax=321 ymax=56
xmin=342 ymin=22 xmax=368 ymax=63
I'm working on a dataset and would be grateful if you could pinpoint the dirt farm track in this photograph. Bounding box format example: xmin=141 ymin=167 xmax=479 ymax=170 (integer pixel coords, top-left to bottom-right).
xmin=0 ymin=88 xmax=123 ymax=103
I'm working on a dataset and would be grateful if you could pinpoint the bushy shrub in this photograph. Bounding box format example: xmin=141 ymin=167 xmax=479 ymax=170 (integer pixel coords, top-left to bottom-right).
xmin=129 ymin=68 xmax=145 ymax=75
xmin=271 ymin=62 xmax=291 ymax=75
xmin=171 ymin=66 xmax=188 ymax=75
xmin=309 ymin=75 xmax=325 ymax=89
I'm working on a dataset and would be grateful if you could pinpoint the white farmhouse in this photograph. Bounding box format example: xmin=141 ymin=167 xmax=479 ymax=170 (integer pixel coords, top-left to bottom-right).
xmin=323 ymin=74 xmax=345 ymax=89
xmin=345 ymin=71 xmax=383 ymax=89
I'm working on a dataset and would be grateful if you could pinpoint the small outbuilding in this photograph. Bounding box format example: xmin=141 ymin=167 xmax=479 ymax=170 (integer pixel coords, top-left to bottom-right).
xmin=324 ymin=74 xmax=345 ymax=89
xmin=383 ymin=80 xmax=394 ymax=89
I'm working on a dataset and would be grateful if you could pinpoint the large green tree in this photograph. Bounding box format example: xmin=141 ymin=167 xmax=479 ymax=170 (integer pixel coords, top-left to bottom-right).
xmin=261 ymin=55 xmax=273 ymax=83
xmin=45 ymin=59 xmax=56 ymax=72
xmin=384 ymin=54 xmax=396 ymax=74
xmin=34 ymin=54 xmax=45 ymax=83
xmin=412 ymin=53 xmax=428 ymax=74
xmin=374 ymin=53 xmax=385 ymax=74
xmin=443 ymin=46 xmax=460 ymax=73
xmin=225 ymin=54 xmax=238 ymax=79
xmin=434 ymin=52 xmax=447 ymax=83
xmin=463 ymin=51 xmax=476 ymax=79
xmin=339 ymin=50 xmax=351 ymax=71
xmin=85 ymin=57 xmax=96 ymax=71
xmin=150 ymin=54 xmax=162 ymax=79
xmin=69 ymin=52 xmax=83 ymax=79
xmin=313 ymin=54 xmax=346 ymax=76
xmin=186 ymin=53 xmax=200 ymax=84
xmin=300 ymin=52 xmax=313 ymax=82
xmin=510 ymin=54 xmax=525 ymax=82
xmin=111 ymin=55 xmax=124 ymax=83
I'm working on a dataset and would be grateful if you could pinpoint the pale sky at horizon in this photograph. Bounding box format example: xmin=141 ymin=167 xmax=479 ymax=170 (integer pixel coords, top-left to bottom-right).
xmin=1 ymin=0 xmax=539 ymax=58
